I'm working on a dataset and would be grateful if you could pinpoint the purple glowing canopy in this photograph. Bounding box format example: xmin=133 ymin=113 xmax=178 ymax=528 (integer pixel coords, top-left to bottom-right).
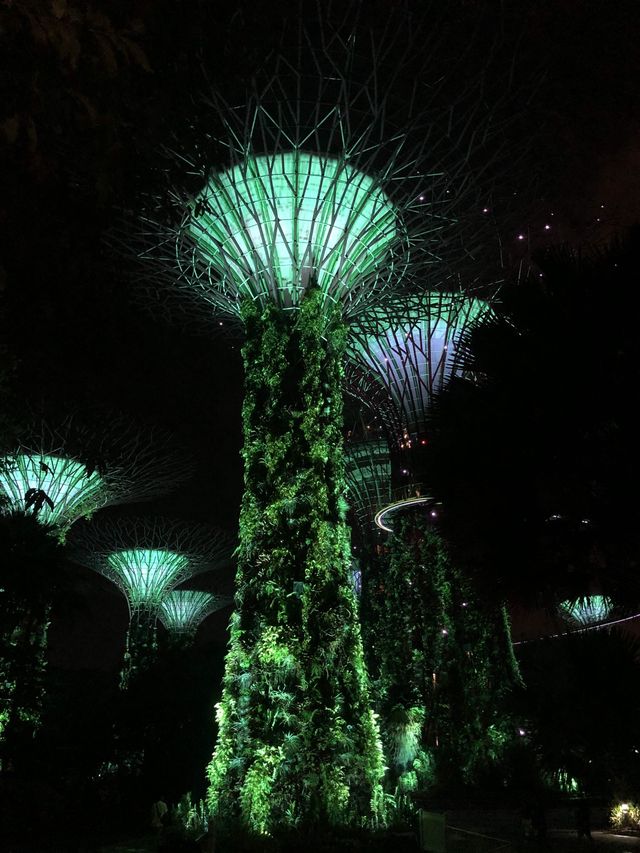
xmin=346 ymin=292 xmax=491 ymax=444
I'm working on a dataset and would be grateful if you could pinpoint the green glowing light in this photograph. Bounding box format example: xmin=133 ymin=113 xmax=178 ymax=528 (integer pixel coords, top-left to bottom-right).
xmin=158 ymin=590 xmax=229 ymax=635
xmin=106 ymin=550 xmax=189 ymax=608
xmin=560 ymin=595 xmax=613 ymax=627
xmin=187 ymin=152 xmax=399 ymax=312
xmin=0 ymin=454 xmax=105 ymax=526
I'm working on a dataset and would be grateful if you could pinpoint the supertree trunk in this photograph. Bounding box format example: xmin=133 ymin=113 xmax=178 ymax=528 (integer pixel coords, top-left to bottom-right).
xmin=372 ymin=514 xmax=521 ymax=790
xmin=120 ymin=605 xmax=158 ymax=691
xmin=0 ymin=599 xmax=49 ymax=768
xmin=208 ymin=290 xmax=385 ymax=834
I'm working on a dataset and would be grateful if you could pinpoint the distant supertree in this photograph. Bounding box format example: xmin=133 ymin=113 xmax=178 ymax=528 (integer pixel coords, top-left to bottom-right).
xmin=158 ymin=590 xmax=233 ymax=646
xmin=344 ymin=440 xmax=393 ymax=538
xmin=70 ymin=518 xmax=234 ymax=687
xmin=129 ymin=4 xmax=514 ymax=833
xmin=346 ymin=294 xmax=492 ymax=447
xmin=0 ymin=417 xmax=192 ymax=535
xmin=559 ymin=595 xmax=614 ymax=629
xmin=345 ymin=298 xmax=521 ymax=793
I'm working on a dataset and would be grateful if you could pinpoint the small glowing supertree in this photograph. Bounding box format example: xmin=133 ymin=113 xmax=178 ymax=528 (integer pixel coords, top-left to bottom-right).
xmin=559 ymin=595 xmax=614 ymax=629
xmin=0 ymin=417 xmax=192 ymax=535
xmin=70 ymin=518 xmax=234 ymax=686
xmin=158 ymin=590 xmax=233 ymax=645
xmin=128 ymin=4 xmax=514 ymax=833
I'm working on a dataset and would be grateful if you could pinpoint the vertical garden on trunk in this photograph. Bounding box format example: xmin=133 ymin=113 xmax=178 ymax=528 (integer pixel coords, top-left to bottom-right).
xmin=369 ymin=511 xmax=522 ymax=792
xmin=208 ymin=291 xmax=385 ymax=834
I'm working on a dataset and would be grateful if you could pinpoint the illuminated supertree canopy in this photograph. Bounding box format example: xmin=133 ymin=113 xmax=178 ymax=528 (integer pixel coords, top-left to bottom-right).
xmin=346 ymin=293 xmax=493 ymax=445
xmin=0 ymin=418 xmax=192 ymax=533
xmin=128 ymin=5 xmax=514 ymax=835
xmin=560 ymin=595 xmax=614 ymax=628
xmin=70 ymin=517 xmax=234 ymax=684
xmin=133 ymin=6 xmax=508 ymax=332
xmin=158 ymin=590 xmax=233 ymax=639
xmin=344 ymin=440 xmax=393 ymax=534
xmin=184 ymin=152 xmax=400 ymax=317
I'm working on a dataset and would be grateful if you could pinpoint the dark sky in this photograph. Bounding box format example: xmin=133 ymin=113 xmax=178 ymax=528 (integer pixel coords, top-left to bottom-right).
xmin=3 ymin=0 xmax=640 ymax=667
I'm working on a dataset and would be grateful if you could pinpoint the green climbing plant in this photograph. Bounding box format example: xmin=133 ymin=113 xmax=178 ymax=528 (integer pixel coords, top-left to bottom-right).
xmin=366 ymin=513 xmax=521 ymax=796
xmin=207 ymin=288 xmax=386 ymax=836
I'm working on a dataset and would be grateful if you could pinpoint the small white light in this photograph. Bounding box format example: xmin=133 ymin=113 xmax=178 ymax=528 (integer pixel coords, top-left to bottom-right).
xmin=441 ymin=628 xmax=448 ymax=635
xmin=430 ymin=510 xmax=437 ymax=518
xmin=518 ymin=728 xmax=526 ymax=736
xmin=622 ymin=803 xmax=630 ymax=813
xmin=544 ymin=224 xmax=551 ymax=230
xmin=482 ymin=207 xmax=489 ymax=213
xmin=517 ymin=234 xmax=525 ymax=241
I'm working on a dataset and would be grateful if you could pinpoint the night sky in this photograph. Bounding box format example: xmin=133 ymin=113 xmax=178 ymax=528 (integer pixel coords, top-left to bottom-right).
xmin=2 ymin=0 xmax=640 ymax=669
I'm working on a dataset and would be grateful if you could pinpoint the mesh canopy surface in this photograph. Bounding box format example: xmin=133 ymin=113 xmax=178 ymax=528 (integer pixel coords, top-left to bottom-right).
xmin=158 ymin=590 xmax=231 ymax=635
xmin=347 ymin=294 xmax=491 ymax=441
xmin=106 ymin=549 xmax=190 ymax=608
xmin=186 ymin=152 xmax=399 ymax=313
xmin=344 ymin=440 xmax=393 ymax=531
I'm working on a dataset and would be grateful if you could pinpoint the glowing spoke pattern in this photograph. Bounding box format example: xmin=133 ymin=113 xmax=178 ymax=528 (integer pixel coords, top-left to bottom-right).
xmin=344 ymin=440 xmax=393 ymax=531
xmin=0 ymin=454 xmax=104 ymax=526
xmin=158 ymin=590 xmax=232 ymax=636
xmin=185 ymin=152 xmax=399 ymax=316
xmin=346 ymin=294 xmax=491 ymax=443
xmin=0 ymin=419 xmax=192 ymax=532
xmin=106 ymin=550 xmax=189 ymax=608
xmin=560 ymin=595 xmax=613 ymax=627
xmin=131 ymin=14 xmax=509 ymax=333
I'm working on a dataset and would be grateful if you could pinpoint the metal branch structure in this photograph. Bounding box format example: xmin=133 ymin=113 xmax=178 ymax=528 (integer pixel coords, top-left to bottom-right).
xmin=131 ymin=7 xmax=508 ymax=334
xmin=125 ymin=4 xmax=516 ymax=834
xmin=158 ymin=590 xmax=233 ymax=642
xmin=344 ymin=440 xmax=393 ymax=535
xmin=0 ymin=417 xmax=193 ymax=534
xmin=70 ymin=517 xmax=234 ymax=685
xmin=346 ymin=293 xmax=493 ymax=445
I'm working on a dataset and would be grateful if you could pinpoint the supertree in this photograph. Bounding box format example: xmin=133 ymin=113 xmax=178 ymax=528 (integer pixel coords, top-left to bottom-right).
xmin=129 ymin=4 xmax=513 ymax=834
xmin=344 ymin=439 xmax=393 ymax=539
xmin=344 ymin=298 xmax=524 ymax=790
xmin=559 ymin=595 xmax=614 ymax=630
xmin=70 ymin=517 xmax=235 ymax=687
xmin=0 ymin=418 xmax=191 ymax=764
xmin=158 ymin=590 xmax=233 ymax=647
xmin=0 ymin=416 xmax=192 ymax=536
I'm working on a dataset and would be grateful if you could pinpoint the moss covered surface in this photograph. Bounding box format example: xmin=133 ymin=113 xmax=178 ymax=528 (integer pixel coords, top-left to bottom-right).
xmin=207 ymin=290 xmax=385 ymax=835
